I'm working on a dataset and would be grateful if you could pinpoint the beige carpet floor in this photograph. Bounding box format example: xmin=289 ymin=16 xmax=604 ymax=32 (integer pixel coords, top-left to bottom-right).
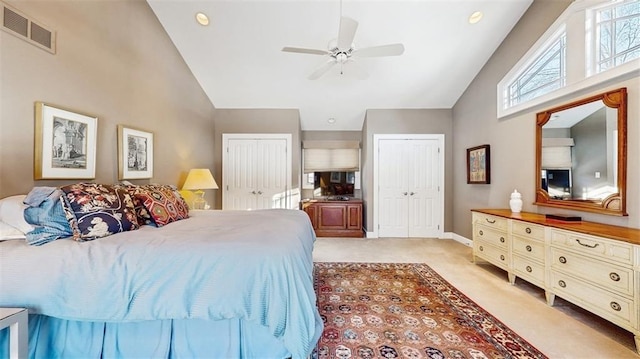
xmin=312 ymin=237 xmax=638 ymax=359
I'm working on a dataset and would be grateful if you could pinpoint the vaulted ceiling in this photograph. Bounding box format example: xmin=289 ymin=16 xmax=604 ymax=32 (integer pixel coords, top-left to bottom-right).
xmin=147 ymin=0 xmax=533 ymax=130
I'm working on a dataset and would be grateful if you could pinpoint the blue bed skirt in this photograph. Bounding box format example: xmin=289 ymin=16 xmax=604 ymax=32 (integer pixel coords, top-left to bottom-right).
xmin=0 ymin=314 xmax=291 ymax=358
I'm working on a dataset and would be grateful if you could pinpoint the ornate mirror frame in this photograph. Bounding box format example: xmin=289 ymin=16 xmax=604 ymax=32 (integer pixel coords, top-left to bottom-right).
xmin=535 ymin=87 xmax=628 ymax=216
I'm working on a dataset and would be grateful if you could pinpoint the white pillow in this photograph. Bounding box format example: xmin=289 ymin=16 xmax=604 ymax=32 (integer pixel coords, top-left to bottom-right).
xmin=0 ymin=195 xmax=34 ymax=234
xmin=0 ymin=221 xmax=26 ymax=240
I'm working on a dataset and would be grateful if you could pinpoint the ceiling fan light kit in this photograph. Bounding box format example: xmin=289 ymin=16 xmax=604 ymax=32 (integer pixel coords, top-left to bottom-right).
xmin=282 ymin=16 xmax=404 ymax=80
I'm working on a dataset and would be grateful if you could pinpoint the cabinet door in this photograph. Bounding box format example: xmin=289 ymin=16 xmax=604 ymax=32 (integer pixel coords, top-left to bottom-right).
xmin=347 ymin=204 xmax=362 ymax=230
xmin=303 ymin=205 xmax=318 ymax=229
xmin=317 ymin=204 xmax=347 ymax=230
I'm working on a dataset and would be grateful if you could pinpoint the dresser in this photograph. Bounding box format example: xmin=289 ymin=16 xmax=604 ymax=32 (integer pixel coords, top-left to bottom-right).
xmin=301 ymin=199 xmax=363 ymax=237
xmin=472 ymin=209 xmax=640 ymax=354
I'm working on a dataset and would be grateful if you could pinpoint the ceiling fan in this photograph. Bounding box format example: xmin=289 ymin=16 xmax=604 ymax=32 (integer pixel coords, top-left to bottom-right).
xmin=282 ymin=16 xmax=405 ymax=80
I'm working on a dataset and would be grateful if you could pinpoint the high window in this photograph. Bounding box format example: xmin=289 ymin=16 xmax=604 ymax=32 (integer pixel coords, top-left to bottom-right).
xmin=506 ymin=31 xmax=566 ymax=108
xmin=593 ymin=0 xmax=640 ymax=73
xmin=498 ymin=0 xmax=639 ymax=118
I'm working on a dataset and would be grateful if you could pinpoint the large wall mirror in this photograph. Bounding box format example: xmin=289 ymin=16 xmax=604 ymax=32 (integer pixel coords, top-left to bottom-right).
xmin=535 ymin=87 xmax=627 ymax=216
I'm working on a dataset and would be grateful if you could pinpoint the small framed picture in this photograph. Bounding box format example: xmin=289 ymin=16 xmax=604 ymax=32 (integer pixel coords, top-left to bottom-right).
xmin=34 ymin=102 xmax=98 ymax=179
xmin=117 ymin=125 xmax=154 ymax=180
xmin=330 ymin=172 xmax=341 ymax=183
xmin=467 ymin=144 xmax=490 ymax=184
xmin=346 ymin=172 xmax=355 ymax=184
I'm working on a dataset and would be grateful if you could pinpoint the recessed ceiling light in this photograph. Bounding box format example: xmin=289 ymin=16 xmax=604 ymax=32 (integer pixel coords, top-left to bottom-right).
xmin=195 ymin=12 xmax=209 ymax=26
xmin=327 ymin=118 xmax=336 ymax=124
xmin=469 ymin=11 xmax=483 ymax=24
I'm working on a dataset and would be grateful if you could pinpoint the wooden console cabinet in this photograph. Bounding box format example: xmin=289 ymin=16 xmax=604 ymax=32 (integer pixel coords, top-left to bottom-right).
xmin=302 ymin=200 xmax=363 ymax=237
xmin=472 ymin=209 xmax=640 ymax=354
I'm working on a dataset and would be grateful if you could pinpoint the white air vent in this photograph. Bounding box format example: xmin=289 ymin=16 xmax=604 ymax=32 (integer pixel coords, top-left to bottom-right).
xmin=1 ymin=2 xmax=55 ymax=54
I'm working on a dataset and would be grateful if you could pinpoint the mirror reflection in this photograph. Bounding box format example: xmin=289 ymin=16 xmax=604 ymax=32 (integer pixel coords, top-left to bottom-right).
xmin=535 ymin=87 xmax=627 ymax=216
xmin=541 ymin=100 xmax=617 ymax=201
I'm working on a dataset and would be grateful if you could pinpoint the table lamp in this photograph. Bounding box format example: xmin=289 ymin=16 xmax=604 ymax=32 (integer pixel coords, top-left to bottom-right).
xmin=182 ymin=168 xmax=218 ymax=210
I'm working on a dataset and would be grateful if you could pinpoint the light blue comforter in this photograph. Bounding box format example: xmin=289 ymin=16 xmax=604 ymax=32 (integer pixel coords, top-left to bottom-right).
xmin=0 ymin=209 xmax=322 ymax=358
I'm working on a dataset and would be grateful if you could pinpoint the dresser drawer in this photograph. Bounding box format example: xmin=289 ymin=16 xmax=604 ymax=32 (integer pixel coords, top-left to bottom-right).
xmin=474 ymin=240 xmax=509 ymax=270
xmin=474 ymin=225 xmax=508 ymax=249
xmin=512 ymin=235 xmax=545 ymax=261
xmin=473 ymin=212 xmax=508 ymax=231
xmin=550 ymin=229 xmax=634 ymax=265
xmin=549 ymin=271 xmax=636 ymax=330
xmin=512 ymin=254 xmax=545 ymax=286
xmin=512 ymin=220 xmax=545 ymax=240
xmin=550 ymin=248 xmax=634 ymax=296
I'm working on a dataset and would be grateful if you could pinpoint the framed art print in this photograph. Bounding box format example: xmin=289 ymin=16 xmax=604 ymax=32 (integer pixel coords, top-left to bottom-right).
xmin=467 ymin=144 xmax=490 ymax=184
xmin=34 ymin=102 xmax=98 ymax=179
xmin=117 ymin=125 xmax=154 ymax=180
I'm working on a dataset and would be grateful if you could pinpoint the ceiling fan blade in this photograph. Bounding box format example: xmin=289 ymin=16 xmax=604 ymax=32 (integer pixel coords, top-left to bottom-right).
xmin=353 ymin=43 xmax=405 ymax=57
xmin=337 ymin=16 xmax=358 ymax=50
xmin=282 ymin=47 xmax=328 ymax=56
xmin=308 ymin=59 xmax=337 ymax=80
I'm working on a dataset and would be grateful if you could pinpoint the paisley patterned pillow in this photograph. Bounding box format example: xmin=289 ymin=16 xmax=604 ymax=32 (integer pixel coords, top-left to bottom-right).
xmin=60 ymin=183 xmax=140 ymax=241
xmin=113 ymin=184 xmax=155 ymax=225
xmin=134 ymin=184 xmax=189 ymax=227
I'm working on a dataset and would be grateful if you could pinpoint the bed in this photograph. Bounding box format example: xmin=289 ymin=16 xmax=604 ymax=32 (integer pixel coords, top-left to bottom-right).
xmin=0 ymin=191 xmax=322 ymax=359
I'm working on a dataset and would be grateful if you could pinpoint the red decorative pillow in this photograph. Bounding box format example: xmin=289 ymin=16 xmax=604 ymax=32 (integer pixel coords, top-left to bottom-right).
xmin=134 ymin=184 xmax=189 ymax=226
xmin=113 ymin=184 xmax=155 ymax=225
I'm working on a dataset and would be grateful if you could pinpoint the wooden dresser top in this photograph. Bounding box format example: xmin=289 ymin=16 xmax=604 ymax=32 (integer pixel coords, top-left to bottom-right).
xmin=472 ymin=209 xmax=640 ymax=245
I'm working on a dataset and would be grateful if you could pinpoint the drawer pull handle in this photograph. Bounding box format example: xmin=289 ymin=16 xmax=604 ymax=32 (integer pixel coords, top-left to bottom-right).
xmin=525 ymin=227 xmax=532 ymax=234
xmin=479 ymin=246 xmax=484 ymax=252
xmin=485 ymin=218 xmax=496 ymax=224
xmin=500 ymin=255 xmax=505 ymax=261
xmin=526 ymin=245 xmax=532 ymax=252
xmin=479 ymin=230 xmax=484 ymax=236
xmin=526 ymin=266 xmax=532 ymax=273
xmin=558 ymin=280 xmax=566 ymax=288
xmin=575 ymin=239 xmax=599 ymax=248
xmin=558 ymin=256 xmax=567 ymax=264
xmin=610 ymin=302 xmax=621 ymax=311
xmin=500 ymin=237 xmax=505 ymax=243
xmin=609 ymin=272 xmax=621 ymax=282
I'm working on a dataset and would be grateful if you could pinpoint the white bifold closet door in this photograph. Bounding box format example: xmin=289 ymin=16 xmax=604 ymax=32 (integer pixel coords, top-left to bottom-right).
xmin=223 ymin=134 xmax=291 ymax=210
xmin=376 ymin=136 xmax=443 ymax=238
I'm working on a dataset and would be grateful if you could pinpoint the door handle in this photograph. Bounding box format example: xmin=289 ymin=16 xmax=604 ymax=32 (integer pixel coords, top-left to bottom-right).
xmin=403 ymin=192 xmax=408 ymax=196
xmin=251 ymin=191 xmax=257 ymax=195
xmin=257 ymin=191 xmax=263 ymax=195
xmin=409 ymin=192 xmax=415 ymax=196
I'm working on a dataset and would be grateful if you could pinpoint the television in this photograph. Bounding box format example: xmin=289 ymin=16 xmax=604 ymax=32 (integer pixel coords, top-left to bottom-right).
xmin=314 ymin=171 xmax=355 ymax=197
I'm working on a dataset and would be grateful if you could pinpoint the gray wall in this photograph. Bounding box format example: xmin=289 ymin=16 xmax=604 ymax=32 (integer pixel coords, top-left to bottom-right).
xmin=571 ymin=109 xmax=608 ymax=197
xmin=0 ymin=0 xmax=216 ymax=202
xmin=452 ymin=0 xmax=639 ymax=239
xmin=212 ymin=109 xmax=301 ymax=209
xmin=361 ymin=109 xmax=454 ymax=233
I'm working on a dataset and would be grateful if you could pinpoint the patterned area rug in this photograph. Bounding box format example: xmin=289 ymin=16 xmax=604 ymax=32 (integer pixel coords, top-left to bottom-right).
xmin=313 ymin=262 xmax=547 ymax=359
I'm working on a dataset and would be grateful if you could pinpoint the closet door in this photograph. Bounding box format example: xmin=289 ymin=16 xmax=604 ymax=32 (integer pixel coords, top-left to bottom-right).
xmin=225 ymin=139 xmax=258 ymax=210
xmin=223 ymin=134 xmax=291 ymax=210
xmin=255 ymin=139 xmax=288 ymax=209
xmin=376 ymin=136 xmax=443 ymax=238
xmin=407 ymin=139 xmax=440 ymax=237
xmin=378 ymin=139 xmax=410 ymax=237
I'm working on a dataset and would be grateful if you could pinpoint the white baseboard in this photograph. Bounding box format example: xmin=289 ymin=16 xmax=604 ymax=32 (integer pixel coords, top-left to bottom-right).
xmin=446 ymin=232 xmax=472 ymax=247
xmin=364 ymin=230 xmax=472 ymax=246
